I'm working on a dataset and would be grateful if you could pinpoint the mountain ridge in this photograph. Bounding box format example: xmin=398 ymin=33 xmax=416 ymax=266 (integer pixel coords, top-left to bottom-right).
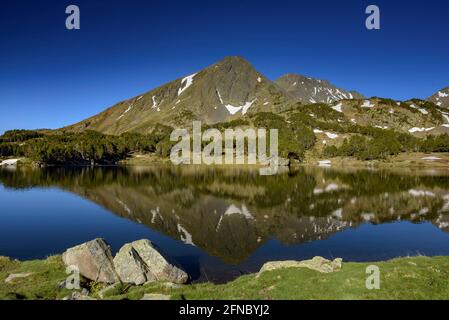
xmin=63 ymin=56 xmax=367 ymax=135
xmin=62 ymin=56 xmax=449 ymax=137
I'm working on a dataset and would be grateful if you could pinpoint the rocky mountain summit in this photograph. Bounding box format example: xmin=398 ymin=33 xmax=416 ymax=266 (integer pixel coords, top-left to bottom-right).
xmin=429 ymin=87 xmax=449 ymax=109
xmin=275 ymin=73 xmax=363 ymax=104
xmin=64 ymin=56 xmax=365 ymax=134
xmin=63 ymin=56 xmax=449 ymax=142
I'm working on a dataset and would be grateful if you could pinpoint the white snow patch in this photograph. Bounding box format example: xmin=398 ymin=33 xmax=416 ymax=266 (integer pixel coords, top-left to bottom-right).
xmin=410 ymin=104 xmax=428 ymax=115
xmin=408 ymin=127 xmax=435 ymax=133
xmin=361 ymin=100 xmax=375 ymax=108
xmin=438 ymin=91 xmax=449 ymax=98
xmin=178 ymin=73 xmax=197 ymax=96
xmin=177 ymin=223 xmax=195 ymax=246
xmin=116 ymin=199 xmax=132 ymax=215
xmin=422 ymin=157 xmax=441 ymax=161
xmin=439 ymin=112 xmax=449 ymax=123
xmin=216 ymin=89 xmax=224 ymax=104
xmin=313 ymin=129 xmax=323 ymax=133
xmin=136 ymin=96 xmax=143 ymax=101
xmin=331 ymin=103 xmax=343 ymax=113
xmin=224 ymin=99 xmax=256 ymax=115
xmin=257 ymin=77 xmax=262 ymax=83
xmin=324 ymin=132 xmax=338 ymax=139
xmin=263 ymin=102 xmax=269 ymax=106
xmin=224 ymin=204 xmax=254 ymax=220
xmin=152 ymin=96 xmax=158 ymax=109
xmin=117 ymin=104 xmax=133 ymax=119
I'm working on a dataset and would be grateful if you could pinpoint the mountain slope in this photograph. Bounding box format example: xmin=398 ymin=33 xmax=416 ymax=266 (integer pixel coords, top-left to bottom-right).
xmin=275 ymin=74 xmax=364 ymax=104
xmin=65 ymin=57 xmax=293 ymax=135
xmin=428 ymin=87 xmax=449 ymax=109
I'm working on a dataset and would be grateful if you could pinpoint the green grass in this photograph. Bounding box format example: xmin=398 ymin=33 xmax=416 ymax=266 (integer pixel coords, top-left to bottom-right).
xmin=1 ymin=255 xmax=449 ymax=300
xmin=0 ymin=256 xmax=70 ymax=300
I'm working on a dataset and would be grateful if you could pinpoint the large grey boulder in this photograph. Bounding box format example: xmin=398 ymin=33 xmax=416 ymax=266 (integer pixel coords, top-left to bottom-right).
xmin=114 ymin=239 xmax=188 ymax=284
xmin=113 ymin=244 xmax=155 ymax=285
xmin=62 ymin=238 xmax=119 ymax=284
xmin=258 ymin=256 xmax=343 ymax=277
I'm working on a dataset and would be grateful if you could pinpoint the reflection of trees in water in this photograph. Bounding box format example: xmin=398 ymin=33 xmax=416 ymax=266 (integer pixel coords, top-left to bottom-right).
xmin=0 ymin=166 xmax=449 ymax=264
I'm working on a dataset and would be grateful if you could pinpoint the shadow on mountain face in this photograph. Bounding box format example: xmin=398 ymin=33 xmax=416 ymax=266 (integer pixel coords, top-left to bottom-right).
xmin=1 ymin=165 xmax=449 ymax=265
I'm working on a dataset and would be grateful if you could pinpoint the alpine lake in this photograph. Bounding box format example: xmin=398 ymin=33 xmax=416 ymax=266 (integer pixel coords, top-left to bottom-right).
xmin=1 ymin=165 xmax=449 ymax=283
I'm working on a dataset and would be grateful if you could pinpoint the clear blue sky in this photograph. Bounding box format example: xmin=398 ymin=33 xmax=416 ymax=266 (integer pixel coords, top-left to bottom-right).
xmin=1 ymin=0 xmax=448 ymax=134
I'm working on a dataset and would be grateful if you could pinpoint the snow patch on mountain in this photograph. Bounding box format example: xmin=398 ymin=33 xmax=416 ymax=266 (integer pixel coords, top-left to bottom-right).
xmin=362 ymin=100 xmax=375 ymax=108
xmin=331 ymin=103 xmax=343 ymax=113
xmin=410 ymin=104 xmax=428 ymax=115
xmin=152 ymin=96 xmax=158 ymax=109
xmin=117 ymin=104 xmax=133 ymax=120
xmin=178 ymin=73 xmax=197 ymax=96
xmin=216 ymin=89 xmax=224 ymax=104
xmin=408 ymin=127 xmax=435 ymax=133
xmin=224 ymin=100 xmax=256 ymax=115
xmin=324 ymin=132 xmax=338 ymax=139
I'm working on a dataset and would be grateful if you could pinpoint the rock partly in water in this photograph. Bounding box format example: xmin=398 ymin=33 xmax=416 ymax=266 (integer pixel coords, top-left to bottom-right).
xmin=141 ymin=293 xmax=171 ymax=300
xmin=258 ymin=256 xmax=343 ymax=277
xmin=114 ymin=239 xmax=188 ymax=284
xmin=5 ymin=272 xmax=34 ymax=283
xmin=0 ymin=159 xmax=19 ymax=167
xmin=62 ymin=238 xmax=119 ymax=284
xmin=113 ymin=244 xmax=155 ymax=285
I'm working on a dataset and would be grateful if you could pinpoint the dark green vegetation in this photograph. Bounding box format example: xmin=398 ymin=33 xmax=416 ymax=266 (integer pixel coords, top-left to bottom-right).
xmin=2 ymin=99 xmax=449 ymax=164
xmin=0 ymin=126 xmax=174 ymax=165
xmin=323 ymin=132 xmax=449 ymax=160
xmin=1 ymin=255 xmax=449 ymax=300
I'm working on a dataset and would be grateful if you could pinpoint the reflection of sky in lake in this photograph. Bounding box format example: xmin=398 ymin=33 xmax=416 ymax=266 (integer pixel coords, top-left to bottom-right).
xmin=1 ymin=167 xmax=449 ymax=283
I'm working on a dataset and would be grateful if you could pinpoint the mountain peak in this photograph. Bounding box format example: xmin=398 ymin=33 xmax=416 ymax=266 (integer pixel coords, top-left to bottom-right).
xmin=275 ymin=73 xmax=364 ymax=104
xmin=428 ymin=87 xmax=449 ymax=108
xmin=211 ymin=56 xmax=257 ymax=73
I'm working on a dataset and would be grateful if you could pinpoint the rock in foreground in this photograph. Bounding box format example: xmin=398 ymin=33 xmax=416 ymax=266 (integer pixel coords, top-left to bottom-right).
xmin=113 ymin=243 xmax=155 ymax=285
xmin=114 ymin=239 xmax=188 ymax=284
xmin=62 ymin=238 xmax=119 ymax=283
xmin=258 ymin=256 xmax=343 ymax=277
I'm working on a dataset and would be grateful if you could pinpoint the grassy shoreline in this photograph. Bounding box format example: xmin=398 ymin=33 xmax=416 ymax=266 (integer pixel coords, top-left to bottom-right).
xmin=2 ymin=151 xmax=449 ymax=171
xmin=1 ymin=255 xmax=449 ymax=300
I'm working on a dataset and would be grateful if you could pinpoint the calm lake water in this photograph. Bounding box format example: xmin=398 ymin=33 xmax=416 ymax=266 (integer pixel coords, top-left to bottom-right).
xmin=1 ymin=165 xmax=449 ymax=283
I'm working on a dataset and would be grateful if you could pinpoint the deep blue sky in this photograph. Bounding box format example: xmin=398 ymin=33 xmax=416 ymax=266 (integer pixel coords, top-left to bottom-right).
xmin=1 ymin=0 xmax=448 ymax=134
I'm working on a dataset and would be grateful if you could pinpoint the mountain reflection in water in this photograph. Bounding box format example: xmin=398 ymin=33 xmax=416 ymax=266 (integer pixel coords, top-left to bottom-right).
xmin=1 ymin=165 xmax=449 ymax=283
